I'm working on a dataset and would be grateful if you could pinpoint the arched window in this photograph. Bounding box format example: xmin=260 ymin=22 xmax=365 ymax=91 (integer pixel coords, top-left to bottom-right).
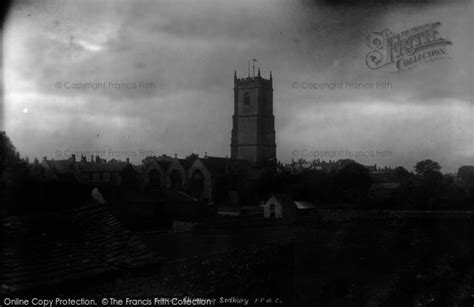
xmin=189 ymin=170 xmax=205 ymax=197
xmin=170 ymin=170 xmax=182 ymax=190
xmin=243 ymin=92 xmax=250 ymax=105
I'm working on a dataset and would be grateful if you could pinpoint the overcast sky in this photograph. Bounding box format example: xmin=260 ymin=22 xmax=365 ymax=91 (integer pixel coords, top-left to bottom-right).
xmin=3 ymin=0 xmax=473 ymax=173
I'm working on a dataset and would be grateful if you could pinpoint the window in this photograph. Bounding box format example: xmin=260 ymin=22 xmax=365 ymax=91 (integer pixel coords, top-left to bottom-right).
xmin=243 ymin=92 xmax=250 ymax=105
xmin=189 ymin=170 xmax=205 ymax=197
xmin=170 ymin=170 xmax=182 ymax=190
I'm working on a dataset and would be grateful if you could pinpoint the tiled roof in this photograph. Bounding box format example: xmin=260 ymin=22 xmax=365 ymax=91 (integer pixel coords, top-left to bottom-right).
xmin=0 ymin=204 xmax=155 ymax=294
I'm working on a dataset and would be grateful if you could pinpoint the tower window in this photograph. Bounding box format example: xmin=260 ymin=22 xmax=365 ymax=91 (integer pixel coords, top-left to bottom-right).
xmin=243 ymin=92 xmax=250 ymax=105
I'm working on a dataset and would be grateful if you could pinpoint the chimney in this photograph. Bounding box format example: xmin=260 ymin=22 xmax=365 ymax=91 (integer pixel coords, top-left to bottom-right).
xmin=91 ymin=155 xmax=94 ymax=163
xmin=126 ymin=157 xmax=130 ymax=164
xmin=81 ymin=155 xmax=86 ymax=163
xmin=95 ymin=155 xmax=101 ymax=163
xmin=71 ymin=154 xmax=76 ymax=162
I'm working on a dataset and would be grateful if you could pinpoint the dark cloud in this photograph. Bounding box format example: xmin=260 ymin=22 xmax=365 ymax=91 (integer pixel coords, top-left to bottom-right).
xmin=4 ymin=0 xmax=473 ymax=172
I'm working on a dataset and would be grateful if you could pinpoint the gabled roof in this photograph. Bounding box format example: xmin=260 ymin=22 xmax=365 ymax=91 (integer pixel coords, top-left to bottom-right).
xmin=0 ymin=204 xmax=155 ymax=294
xmin=269 ymin=194 xmax=294 ymax=205
xmin=142 ymin=156 xmax=173 ymax=172
xmin=180 ymin=155 xmax=199 ymax=170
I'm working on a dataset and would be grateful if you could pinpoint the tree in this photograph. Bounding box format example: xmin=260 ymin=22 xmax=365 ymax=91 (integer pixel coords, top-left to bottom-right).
xmin=0 ymin=131 xmax=21 ymax=173
xmin=414 ymin=159 xmax=441 ymax=177
xmin=414 ymin=160 xmax=443 ymax=208
xmin=1 ymin=131 xmax=33 ymax=215
xmin=334 ymin=161 xmax=372 ymax=203
xmin=394 ymin=166 xmax=411 ymax=184
xmin=457 ymin=166 xmax=474 ymax=195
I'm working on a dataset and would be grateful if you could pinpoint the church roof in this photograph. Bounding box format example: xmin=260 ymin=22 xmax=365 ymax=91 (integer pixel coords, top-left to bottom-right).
xmin=142 ymin=156 xmax=173 ymax=172
xmin=199 ymin=156 xmax=250 ymax=177
xmin=180 ymin=155 xmax=200 ymax=170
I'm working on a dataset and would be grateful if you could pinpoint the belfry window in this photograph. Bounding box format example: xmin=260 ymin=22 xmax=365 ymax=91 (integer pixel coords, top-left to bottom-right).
xmin=243 ymin=92 xmax=250 ymax=105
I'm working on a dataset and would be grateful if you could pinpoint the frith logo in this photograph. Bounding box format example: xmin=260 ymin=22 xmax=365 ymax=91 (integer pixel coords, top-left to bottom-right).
xmin=366 ymin=22 xmax=452 ymax=72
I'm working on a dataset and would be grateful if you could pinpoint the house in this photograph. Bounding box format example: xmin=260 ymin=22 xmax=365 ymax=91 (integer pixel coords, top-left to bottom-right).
xmin=36 ymin=154 xmax=129 ymax=187
xmin=263 ymin=194 xmax=297 ymax=223
xmin=263 ymin=195 xmax=317 ymax=222
xmin=77 ymin=157 xmax=127 ymax=186
xmin=38 ymin=155 xmax=80 ymax=181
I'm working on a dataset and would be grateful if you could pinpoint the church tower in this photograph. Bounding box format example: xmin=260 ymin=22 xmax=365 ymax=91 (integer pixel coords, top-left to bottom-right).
xmin=231 ymin=67 xmax=276 ymax=166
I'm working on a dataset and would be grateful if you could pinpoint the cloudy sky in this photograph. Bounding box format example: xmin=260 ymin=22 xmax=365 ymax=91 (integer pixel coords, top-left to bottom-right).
xmin=3 ymin=0 xmax=473 ymax=172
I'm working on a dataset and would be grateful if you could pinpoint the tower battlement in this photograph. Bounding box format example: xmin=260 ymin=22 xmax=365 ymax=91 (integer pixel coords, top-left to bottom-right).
xmin=234 ymin=70 xmax=272 ymax=88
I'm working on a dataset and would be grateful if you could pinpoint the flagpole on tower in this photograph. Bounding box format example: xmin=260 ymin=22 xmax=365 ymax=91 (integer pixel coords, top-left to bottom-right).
xmin=252 ymin=59 xmax=257 ymax=78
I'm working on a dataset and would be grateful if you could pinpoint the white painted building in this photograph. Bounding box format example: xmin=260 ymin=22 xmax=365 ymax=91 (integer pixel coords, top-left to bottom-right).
xmin=263 ymin=194 xmax=295 ymax=222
